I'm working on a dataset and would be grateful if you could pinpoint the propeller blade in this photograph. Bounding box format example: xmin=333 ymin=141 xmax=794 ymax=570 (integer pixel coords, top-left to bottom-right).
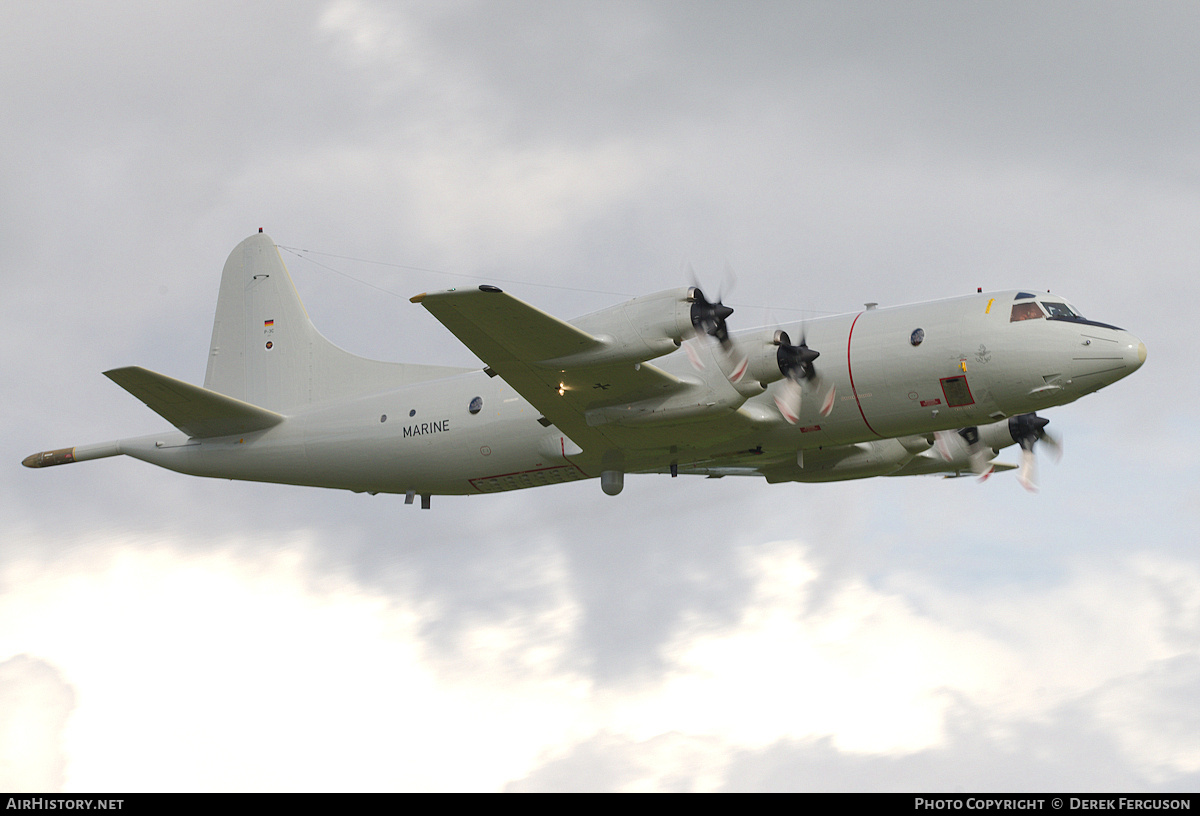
xmin=971 ymin=448 xmax=995 ymax=481
xmin=934 ymin=430 xmax=965 ymax=462
xmin=1018 ymin=447 xmax=1038 ymax=492
xmin=726 ymin=352 xmax=750 ymax=384
xmin=935 ymin=426 xmax=993 ymax=481
xmin=1040 ymin=429 xmax=1064 ymax=462
xmin=815 ymin=375 xmax=836 ymax=417
xmin=682 ymin=337 xmax=706 ymax=371
xmin=773 ymin=376 xmax=802 ymax=424
xmin=963 ymin=427 xmax=994 ymax=481
xmin=720 ymin=261 xmax=738 ymax=308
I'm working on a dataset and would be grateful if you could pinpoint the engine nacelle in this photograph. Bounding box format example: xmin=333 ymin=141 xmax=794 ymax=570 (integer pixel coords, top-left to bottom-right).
xmin=736 ymin=329 xmax=799 ymax=389
xmin=766 ymin=421 xmax=1024 ymax=483
xmin=585 ymin=395 xmax=740 ymax=427
xmin=887 ymin=417 xmax=1024 ymax=477
xmin=765 ymin=439 xmax=915 ymax=483
xmin=977 ymin=416 xmax=1028 ymax=452
xmin=541 ymin=288 xmax=696 ymax=368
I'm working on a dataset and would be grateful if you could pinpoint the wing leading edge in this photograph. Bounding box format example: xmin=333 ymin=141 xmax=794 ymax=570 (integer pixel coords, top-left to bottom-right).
xmin=412 ymin=287 xmax=690 ymax=442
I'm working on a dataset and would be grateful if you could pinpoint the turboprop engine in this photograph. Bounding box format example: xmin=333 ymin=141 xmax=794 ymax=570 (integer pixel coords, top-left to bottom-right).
xmin=729 ymin=328 xmax=835 ymax=420
xmin=764 ymin=413 xmax=1056 ymax=484
xmin=543 ymin=288 xmax=699 ymax=369
xmin=929 ymin=412 xmax=1060 ymax=489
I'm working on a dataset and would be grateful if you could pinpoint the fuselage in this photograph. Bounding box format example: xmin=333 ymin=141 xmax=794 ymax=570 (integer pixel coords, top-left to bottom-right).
xmin=116 ymin=289 xmax=1144 ymax=497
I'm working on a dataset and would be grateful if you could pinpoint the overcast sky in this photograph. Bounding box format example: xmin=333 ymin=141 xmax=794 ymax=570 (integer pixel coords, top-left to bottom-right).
xmin=2 ymin=0 xmax=1198 ymax=792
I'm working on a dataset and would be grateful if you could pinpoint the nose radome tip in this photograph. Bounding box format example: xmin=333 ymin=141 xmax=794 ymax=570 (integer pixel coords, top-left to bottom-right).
xmin=1138 ymin=341 xmax=1147 ymax=365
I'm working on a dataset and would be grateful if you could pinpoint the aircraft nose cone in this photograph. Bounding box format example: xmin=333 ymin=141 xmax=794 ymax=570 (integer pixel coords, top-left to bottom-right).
xmin=1068 ymin=328 xmax=1145 ymax=393
xmin=1126 ymin=336 xmax=1147 ymax=372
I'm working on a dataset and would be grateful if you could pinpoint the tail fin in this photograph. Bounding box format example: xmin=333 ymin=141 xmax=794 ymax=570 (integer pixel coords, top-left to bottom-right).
xmin=204 ymin=232 xmax=469 ymax=411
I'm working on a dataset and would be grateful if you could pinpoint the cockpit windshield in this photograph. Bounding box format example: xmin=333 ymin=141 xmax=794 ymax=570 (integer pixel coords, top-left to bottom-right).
xmin=1009 ymin=295 xmax=1117 ymax=329
xmin=1010 ymin=297 xmax=1089 ymax=323
xmin=1010 ymin=302 xmax=1045 ymax=322
xmin=1041 ymin=301 xmax=1081 ymax=319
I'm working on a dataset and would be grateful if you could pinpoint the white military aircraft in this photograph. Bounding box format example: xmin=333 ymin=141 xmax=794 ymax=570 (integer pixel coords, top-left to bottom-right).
xmin=24 ymin=231 xmax=1146 ymax=507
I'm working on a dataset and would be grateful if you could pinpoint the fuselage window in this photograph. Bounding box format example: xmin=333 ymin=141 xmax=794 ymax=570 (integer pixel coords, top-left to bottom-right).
xmin=1010 ymin=302 xmax=1045 ymax=322
xmin=468 ymin=396 xmax=483 ymax=415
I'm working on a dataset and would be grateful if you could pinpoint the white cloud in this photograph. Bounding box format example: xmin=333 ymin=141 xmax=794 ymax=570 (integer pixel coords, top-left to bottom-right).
xmin=614 ymin=543 xmax=997 ymax=754
xmin=0 ymin=655 xmax=75 ymax=792
xmin=3 ymin=533 xmax=1196 ymax=791
xmin=524 ymin=544 xmax=1200 ymax=790
xmin=0 ymin=534 xmax=586 ymax=791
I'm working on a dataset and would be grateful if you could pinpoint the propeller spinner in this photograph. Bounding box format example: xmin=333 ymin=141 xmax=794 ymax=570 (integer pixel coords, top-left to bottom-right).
xmin=688 ymin=287 xmax=735 ymax=350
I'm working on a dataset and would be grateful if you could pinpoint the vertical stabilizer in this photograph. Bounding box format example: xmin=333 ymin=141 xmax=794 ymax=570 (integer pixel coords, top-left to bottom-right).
xmin=204 ymin=232 xmax=469 ymax=412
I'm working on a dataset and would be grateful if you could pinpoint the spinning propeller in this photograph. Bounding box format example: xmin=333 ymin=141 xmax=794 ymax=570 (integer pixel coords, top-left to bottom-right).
xmin=772 ymin=329 xmax=835 ymax=423
xmin=935 ymin=412 xmax=1062 ymax=490
xmin=1009 ymin=412 xmax=1062 ymax=492
xmin=685 ymin=281 xmax=833 ymax=421
xmin=934 ymin=425 xmax=995 ymax=481
xmin=686 ymin=286 xmax=750 ymax=382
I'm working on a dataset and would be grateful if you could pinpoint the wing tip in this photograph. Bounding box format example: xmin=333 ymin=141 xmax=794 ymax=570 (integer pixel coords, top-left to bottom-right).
xmin=412 ymin=285 xmax=506 ymax=305
xmin=22 ymin=448 xmax=75 ymax=468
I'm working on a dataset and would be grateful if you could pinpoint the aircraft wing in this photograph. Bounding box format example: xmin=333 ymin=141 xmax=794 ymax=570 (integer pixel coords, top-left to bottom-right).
xmin=412 ymin=287 xmax=689 ymax=441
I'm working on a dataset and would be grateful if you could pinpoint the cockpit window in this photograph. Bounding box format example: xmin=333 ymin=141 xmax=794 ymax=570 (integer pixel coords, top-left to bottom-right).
xmin=1010 ymin=302 xmax=1045 ymax=322
xmin=1041 ymin=301 xmax=1080 ymax=319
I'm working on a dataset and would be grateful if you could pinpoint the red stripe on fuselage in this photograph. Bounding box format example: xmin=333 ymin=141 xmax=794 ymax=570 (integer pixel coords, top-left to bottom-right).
xmin=846 ymin=311 xmax=882 ymax=437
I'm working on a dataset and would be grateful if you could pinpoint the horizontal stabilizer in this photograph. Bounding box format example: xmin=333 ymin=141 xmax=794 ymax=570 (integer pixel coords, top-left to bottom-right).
xmin=104 ymin=366 xmax=284 ymax=438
